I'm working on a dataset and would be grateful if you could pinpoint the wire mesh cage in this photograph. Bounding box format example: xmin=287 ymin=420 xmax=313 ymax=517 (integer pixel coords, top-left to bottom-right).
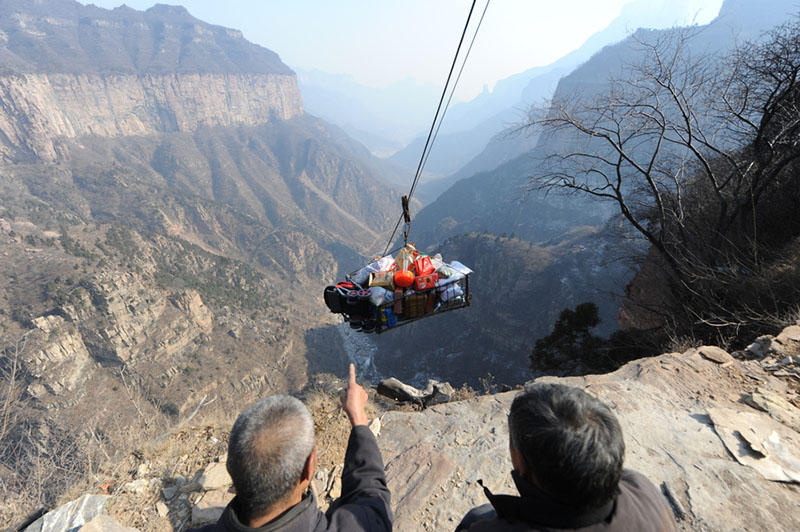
xmin=373 ymin=273 xmax=471 ymax=334
xmin=323 ymin=253 xmax=473 ymax=334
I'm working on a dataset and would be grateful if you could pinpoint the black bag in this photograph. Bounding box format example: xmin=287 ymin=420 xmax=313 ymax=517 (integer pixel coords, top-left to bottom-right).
xmin=343 ymin=288 xmax=377 ymax=332
xmin=344 ymin=288 xmax=372 ymax=319
xmin=324 ymin=285 xmax=343 ymax=313
xmin=323 ymin=281 xmax=358 ymax=314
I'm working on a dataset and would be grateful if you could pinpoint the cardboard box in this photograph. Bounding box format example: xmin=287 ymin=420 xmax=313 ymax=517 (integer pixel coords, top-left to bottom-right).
xmin=414 ymin=273 xmax=439 ymax=291
xmin=393 ymin=289 xmax=403 ymax=315
xmin=404 ymin=294 xmax=428 ymax=319
xmin=369 ymin=271 xmax=394 ymax=289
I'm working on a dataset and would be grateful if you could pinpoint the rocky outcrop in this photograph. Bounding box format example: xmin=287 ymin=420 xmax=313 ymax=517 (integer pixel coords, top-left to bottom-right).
xmin=74 ymin=272 xmax=213 ymax=364
xmin=18 ymin=270 xmax=215 ymax=404
xmin=0 ymin=72 xmax=302 ymax=163
xmin=378 ymin=328 xmax=800 ymax=531
xmin=25 ymin=315 xmax=93 ymax=399
xmin=177 ymin=327 xmax=800 ymax=531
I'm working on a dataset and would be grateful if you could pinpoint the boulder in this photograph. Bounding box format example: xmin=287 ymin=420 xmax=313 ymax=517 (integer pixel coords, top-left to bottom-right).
xmin=377 ymin=377 xmax=455 ymax=407
xmin=698 ymin=345 xmax=734 ymax=365
xmin=421 ymin=380 xmax=455 ymax=406
xmin=377 ymin=377 xmax=424 ymax=404
xmin=23 ymin=495 xmax=109 ymax=532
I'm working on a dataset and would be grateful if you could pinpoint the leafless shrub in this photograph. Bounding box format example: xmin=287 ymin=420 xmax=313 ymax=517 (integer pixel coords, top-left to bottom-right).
xmin=527 ymin=21 xmax=800 ymax=345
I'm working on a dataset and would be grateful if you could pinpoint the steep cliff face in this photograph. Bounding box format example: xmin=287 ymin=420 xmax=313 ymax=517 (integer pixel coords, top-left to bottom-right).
xmin=0 ymin=2 xmax=403 ymax=522
xmin=0 ymin=0 xmax=303 ymax=163
xmin=0 ymin=73 xmax=302 ymax=163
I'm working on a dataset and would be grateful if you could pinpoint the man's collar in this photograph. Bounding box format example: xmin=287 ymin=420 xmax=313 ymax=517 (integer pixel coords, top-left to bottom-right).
xmin=479 ymin=470 xmax=616 ymax=529
xmin=224 ymin=490 xmax=316 ymax=531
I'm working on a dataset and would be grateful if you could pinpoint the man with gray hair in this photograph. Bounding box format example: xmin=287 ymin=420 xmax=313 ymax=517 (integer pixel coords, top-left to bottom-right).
xmin=191 ymin=364 xmax=391 ymax=531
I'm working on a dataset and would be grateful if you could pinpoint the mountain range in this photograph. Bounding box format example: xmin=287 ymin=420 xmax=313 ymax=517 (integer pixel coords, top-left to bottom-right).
xmin=1 ymin=0 xmax=798 ymax=522
xmin=367 ymin=0 xmax=800 ymax=385
xmin=0 ymin=0 xmax=409 ymax=515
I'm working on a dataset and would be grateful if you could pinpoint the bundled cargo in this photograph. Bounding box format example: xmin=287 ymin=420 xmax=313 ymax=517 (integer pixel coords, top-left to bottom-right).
xmin=323 ymin=243 xmax=472 ymax=333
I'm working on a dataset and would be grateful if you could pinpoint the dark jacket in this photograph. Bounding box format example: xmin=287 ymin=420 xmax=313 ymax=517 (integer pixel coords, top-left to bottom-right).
xmin=456 ymin=469 xmax=675 ymax=532
xmin=190 ymin=425 xmax=391 ymax=532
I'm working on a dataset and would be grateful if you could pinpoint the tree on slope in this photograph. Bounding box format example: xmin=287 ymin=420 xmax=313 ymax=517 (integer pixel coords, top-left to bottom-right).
xmin=527 ymin=21 xmax=800 ymax=341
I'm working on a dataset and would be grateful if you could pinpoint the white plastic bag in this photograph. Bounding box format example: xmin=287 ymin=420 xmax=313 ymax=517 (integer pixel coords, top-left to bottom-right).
xmin=370 ymin=255 xmax=395 ymax=272
xmin=430 ymin=253 xmax=445 ymax=271
xmin=449 ymin=261 xmax=473 ymax=276
xmin=438 ymin=283 xmax=464 ymax=302
xmin=351 ymin=255 xmax=395 ymax=285
xmin=369 ymin=287 xmax=391 ymax=306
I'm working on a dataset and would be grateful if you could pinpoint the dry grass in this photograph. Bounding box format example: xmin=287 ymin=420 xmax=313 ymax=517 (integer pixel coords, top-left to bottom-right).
xmin=304 ymin=387 xmax=380 ymax=474
xmin=2 ymin=377 xmax=420 ymax=531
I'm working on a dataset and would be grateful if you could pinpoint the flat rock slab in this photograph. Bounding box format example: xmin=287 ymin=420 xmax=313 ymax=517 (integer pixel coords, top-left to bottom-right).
xmin=24 ymin=495 xmax=110 ymax=532
xmin=708 ymin=407 xmax=800 ymax=482
xmin=192 ymin=489 xmax=235 ymax=526
xmin=198 ymin=461 xmax=232 ymax=491
xmin=378 ymin=345 xmax=800 ymax=532
xmin=745 ymin=387 xmax=800 ymax=432
xmin=78 ymin=514 xmax=139 ymax=532
xmin=385 ymin=441 xmax=457 ymax=526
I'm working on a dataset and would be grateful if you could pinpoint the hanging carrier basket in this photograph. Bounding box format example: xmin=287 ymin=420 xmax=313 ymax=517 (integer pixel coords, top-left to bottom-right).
xmin=322 ymin=245 xmax=472 ymax=334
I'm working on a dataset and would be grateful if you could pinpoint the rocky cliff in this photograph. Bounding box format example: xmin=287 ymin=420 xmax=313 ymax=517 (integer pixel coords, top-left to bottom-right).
xmin=377 ymin=335 xmax=800 ymax=531
xmin=0 ymin=72 xmax=302 ymax=163
xmin=0 ymin=0 xmax=303 ymax=163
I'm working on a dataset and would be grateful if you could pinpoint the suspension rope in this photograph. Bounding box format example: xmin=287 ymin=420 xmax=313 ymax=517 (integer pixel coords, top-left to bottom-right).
xmin=413 ymin=0 xmax=491 ymax=201
xmin=382 ymin=0 xmax=490 ymax=255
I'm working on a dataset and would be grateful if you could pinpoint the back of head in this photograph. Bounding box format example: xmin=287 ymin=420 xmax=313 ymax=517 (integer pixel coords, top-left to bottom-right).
xmin=227 ymin=395 xmax=315 ymax=521
xmin=509 ymin=383 xmax=624 ymax=511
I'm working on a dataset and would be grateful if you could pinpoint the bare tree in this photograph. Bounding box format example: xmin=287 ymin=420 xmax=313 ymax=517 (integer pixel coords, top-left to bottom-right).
xmin=527 ymin=21 xmax=800 ymax=337
xmin=0 ymin=332 xmax=30 ymax=447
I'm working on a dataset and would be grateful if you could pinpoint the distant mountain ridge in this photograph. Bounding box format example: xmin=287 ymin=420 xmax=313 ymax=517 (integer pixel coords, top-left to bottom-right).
xmin=391 ymin=0 xmax=727 ymax=182
xmin=0 ymin=0 xmax=305 ymax=164
xmin=0 ymin=0 xmax=292 ymax=75
xmin=296 ymin=69 xmax=442 ymax=155
xmin=412 ymin=0 xmax=799 ymax=250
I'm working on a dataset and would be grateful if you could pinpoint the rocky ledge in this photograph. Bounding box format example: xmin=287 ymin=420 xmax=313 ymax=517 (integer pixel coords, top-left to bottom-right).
xmin=376 ymin=328 xmax=800 ymax=531
xmin=21 ymin=326 xmax=800 ymax=532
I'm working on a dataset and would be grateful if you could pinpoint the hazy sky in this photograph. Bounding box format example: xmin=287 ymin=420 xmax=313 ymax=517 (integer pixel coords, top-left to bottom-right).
xmin=83 ymin=0 xmax=725 ymax=100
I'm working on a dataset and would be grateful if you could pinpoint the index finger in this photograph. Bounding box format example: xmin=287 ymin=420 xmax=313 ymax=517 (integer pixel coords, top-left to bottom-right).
xmin=348 ymin=363 xmax=357 ymax=387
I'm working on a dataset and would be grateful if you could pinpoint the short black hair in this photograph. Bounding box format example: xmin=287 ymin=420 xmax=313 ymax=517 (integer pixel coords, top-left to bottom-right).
xmin=509 ymin=383 xmax=624 ymax=511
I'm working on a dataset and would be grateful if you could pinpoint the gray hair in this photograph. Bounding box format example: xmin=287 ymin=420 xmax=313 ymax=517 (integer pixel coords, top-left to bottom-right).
xmin=226 ymin=395 xmax=315 ymax=521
